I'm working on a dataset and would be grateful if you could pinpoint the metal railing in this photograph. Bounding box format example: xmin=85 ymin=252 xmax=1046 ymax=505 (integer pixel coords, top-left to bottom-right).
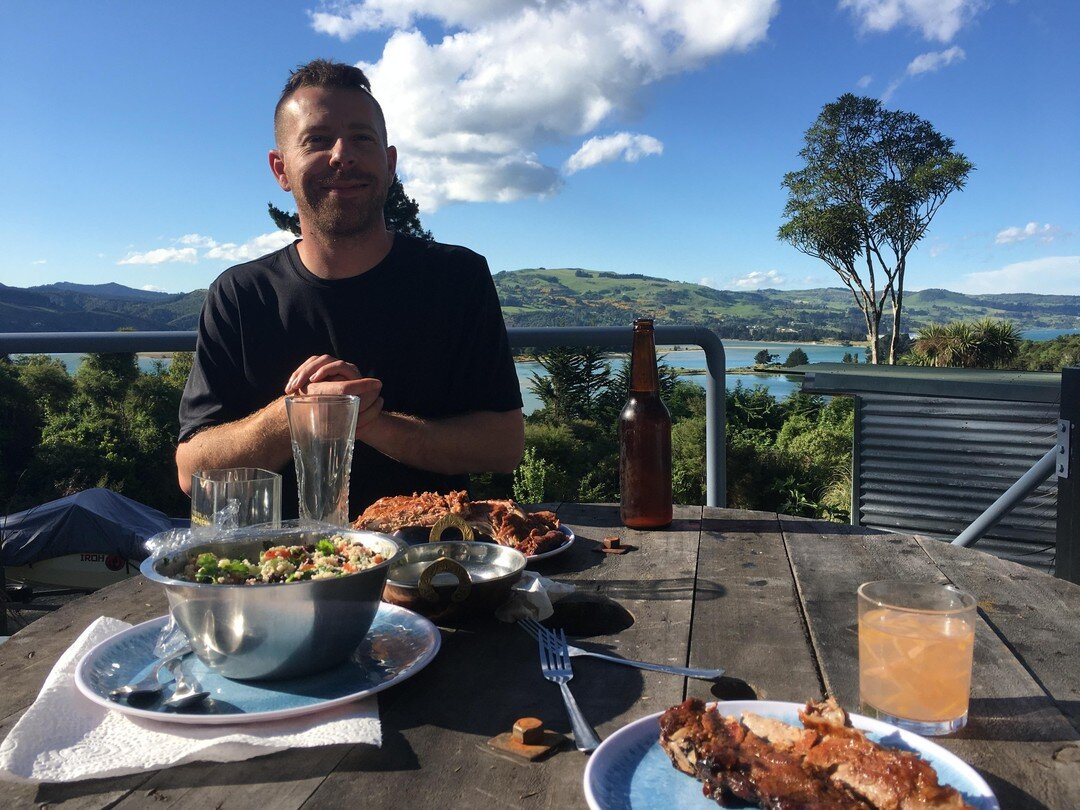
xmin=0 ymin=326 xmax=728 ymax=506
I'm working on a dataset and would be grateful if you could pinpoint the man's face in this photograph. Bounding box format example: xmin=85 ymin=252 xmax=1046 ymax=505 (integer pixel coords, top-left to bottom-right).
xmin=269 ymin=86 xmax=397 ymax=239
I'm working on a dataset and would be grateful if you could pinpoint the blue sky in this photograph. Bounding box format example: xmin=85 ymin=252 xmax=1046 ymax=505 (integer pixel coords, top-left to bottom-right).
xmin=3 ymin=1 xmax=1078 ymax=296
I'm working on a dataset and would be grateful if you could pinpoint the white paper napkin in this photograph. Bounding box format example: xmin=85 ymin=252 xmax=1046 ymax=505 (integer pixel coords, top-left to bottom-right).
xmin=0 ymin=617 xmax=381 ymax=783
xmin=495 ymin=571 xmax=576 ymax=622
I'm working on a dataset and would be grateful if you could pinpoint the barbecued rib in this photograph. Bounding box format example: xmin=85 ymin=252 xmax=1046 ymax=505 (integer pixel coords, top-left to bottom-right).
xmin=353 ymin=490 xmax=471 ymax=533
xmin=658 ymin=698 xmax=973 ymax=810
xmin=353 ymin=491 xmax=563 ymax=555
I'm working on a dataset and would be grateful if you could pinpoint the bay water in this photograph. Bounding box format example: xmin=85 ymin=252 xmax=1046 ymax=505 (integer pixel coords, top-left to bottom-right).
xmin=26 ymin=331 xmax=1076 ymax=416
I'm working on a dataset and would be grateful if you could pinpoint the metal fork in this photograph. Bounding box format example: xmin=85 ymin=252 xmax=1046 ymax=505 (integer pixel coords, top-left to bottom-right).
xmin=519 ymin=617 xmax=724 ymax=680
xmin=538 ymin=627 xmax=601 ymax=752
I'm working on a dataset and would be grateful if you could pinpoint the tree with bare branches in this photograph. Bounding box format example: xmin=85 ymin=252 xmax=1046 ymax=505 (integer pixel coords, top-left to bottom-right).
xmin=779 ymin=94 xmax=973 ymax=363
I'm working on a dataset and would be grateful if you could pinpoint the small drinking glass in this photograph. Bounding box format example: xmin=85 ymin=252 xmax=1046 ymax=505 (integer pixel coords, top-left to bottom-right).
xmin=190 ymin=468 xmax=282 ymax=529
xmin=858 ymin=580 xmax=976 ymax=736
xmin=285 ymin=394 xmax=359 ymax=526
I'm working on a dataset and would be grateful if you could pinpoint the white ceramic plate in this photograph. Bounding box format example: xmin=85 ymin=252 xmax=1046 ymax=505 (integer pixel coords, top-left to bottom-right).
xmin=75 ymin=603 xmax=440 ymax=725
xmin=527 ymin=524 xmax=575 ymax=562
xmin=583 ymin=700 xmax=999 ymax=810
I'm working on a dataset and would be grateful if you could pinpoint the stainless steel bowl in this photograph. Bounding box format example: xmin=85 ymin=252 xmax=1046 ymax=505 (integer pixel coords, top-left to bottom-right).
xmin=141 ymin=524 xmax=405 ymax=680
xmin=383 ymin=541 xmax=525 ymax=624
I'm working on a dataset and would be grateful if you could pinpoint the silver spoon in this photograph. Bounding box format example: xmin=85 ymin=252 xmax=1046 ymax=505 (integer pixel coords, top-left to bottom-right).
xmin=109 ymin=646 xmax=192 ymax=702
xmin=161 ymin=657 xmax=210 ymax=709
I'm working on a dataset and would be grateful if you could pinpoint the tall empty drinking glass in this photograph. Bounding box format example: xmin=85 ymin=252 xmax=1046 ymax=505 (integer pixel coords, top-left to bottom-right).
xmin=858 ymin=580 xmax=976 ymax=736
xmin=285 ymin=394 xmax=359 ymax=525
xmin=190 ymin=468 xmax=282 ymax=528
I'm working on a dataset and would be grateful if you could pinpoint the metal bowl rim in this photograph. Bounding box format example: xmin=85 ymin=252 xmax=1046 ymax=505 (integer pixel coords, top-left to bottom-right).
xmin=140 ymin=528 xmax=406 ymax=588
xmin=386 ymin=540 xmax=526 ymax=589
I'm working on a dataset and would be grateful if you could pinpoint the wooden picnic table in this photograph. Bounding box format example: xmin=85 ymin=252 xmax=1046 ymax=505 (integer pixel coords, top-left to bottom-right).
xmin=1 ymin=504 xmax=1077 ymax=809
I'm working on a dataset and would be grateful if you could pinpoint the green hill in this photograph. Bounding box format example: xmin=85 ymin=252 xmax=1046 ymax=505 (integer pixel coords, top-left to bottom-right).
xmin=492 ymin=269 xmax=1080 ymax=340
xmin=2 ymin=271 xmax=1079 ymax=341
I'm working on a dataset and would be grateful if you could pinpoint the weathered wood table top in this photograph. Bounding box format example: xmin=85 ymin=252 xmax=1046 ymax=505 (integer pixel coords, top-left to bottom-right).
xmin=1 ymin=505 xmax=1077 ymax=809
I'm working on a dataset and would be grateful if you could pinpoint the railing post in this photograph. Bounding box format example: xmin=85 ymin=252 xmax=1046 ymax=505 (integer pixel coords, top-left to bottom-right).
xmin=506 ymin=325 xmax=725 ymax=507
xmin=1057 ymin=367 xmax=1079 ymax=584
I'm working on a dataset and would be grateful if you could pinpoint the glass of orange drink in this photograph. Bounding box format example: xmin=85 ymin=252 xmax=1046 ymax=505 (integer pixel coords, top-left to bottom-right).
xmin=858 ymin=580 xmax=976 ymax=736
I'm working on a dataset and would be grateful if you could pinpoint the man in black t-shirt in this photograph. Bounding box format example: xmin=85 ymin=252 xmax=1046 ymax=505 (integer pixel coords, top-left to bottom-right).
xmin=176 ymin=60 xmax=524 ymax=518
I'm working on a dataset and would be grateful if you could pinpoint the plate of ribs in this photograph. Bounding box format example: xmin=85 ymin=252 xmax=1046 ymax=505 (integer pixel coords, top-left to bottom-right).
xmin=583 ymin=698 xmax=997 ymax=810
xmin=353 ymin=490 xmax=574 ymax=561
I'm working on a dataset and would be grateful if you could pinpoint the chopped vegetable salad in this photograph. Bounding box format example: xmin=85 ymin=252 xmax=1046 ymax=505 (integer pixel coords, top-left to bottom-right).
xmin=182 ymin=535 xmax=386 ymax=584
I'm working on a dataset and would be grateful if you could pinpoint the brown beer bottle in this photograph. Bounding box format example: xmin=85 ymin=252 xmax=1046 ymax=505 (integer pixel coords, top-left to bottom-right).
xmin=619 ymin=318 xmax=673 ymax=529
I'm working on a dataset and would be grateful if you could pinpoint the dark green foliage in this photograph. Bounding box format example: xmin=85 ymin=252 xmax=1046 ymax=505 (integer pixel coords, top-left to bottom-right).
xmin=527 ymin=347 xmax=611 ymax=424
xmin=779 ymin=94 xmax=974 ymax=363
xmin=1012 ymin=333 xmax=1080 ymax=371
xmin=3 ymin=352 xmax=191 ymax=516
xmin=724 ymin=384 xmax=852 ymax=520
xmin=0 ymin=359 xmax=40 ymax=510
xmin=902 ymin=319 xmax=1020 ymax=368
xmin=268 ymin=174 xmax=433 ymax=241
xmin=672 ymin=416 xmax=706 ymax=505
xmin=382 ymin=175 xmax=433 ymax=241
xmin=665 ymin=380 xmax=706 ymax=422
xmin=13 ymin=355 xmax=73 ymax=412
xmin=516 ymin=350 xmax=852 ymax=520
xmin=784 ymin=348 xmax=809 ymax=367
xmin=268 ymin=202 xmax=299 ymax=234
xmin=754 ymin=349 xmax=777 ymax=365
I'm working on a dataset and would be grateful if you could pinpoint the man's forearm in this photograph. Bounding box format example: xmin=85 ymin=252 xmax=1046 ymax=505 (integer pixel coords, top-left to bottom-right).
xmin=361 ymin=409 xmax=525 ymax=476
xmin=175 ymin=397 xmax=293 ymax=494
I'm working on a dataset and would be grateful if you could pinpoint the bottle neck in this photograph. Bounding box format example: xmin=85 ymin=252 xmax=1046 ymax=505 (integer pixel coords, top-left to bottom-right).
xmin=629 ymin=325 xmax=660 ymax=393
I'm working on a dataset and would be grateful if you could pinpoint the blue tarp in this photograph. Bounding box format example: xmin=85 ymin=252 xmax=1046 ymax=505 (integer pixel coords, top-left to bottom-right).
xmin=1 ymin=489 xmax=179 ymax=566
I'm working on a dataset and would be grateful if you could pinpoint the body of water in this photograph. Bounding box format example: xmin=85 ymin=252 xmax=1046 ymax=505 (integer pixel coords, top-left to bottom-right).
xmin=23 ymin=329 xmax=1078 ymax=416
xmin=516 ymin=341 xmax=853 ymax=413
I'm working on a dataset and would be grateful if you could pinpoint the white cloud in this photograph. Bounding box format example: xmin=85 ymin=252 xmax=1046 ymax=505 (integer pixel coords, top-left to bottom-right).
xmin=141 ymin=285 xmax=167 ymax=292
xmin=177 ymin=233 xmax=218 ymax=248
xmin=31 ymin=259 xmax=46 ymax=265
xmin=310 ymin=0 xmax=779 ymax=209
xmin=311 ymin=0 xmax=522 ymax=37
xmin=955 ymin=256 xmax=1080 ymax=295
xmin=995 ymin=222 xmax=1062 ymax=245
xmin=728 ymin=269 xmax=787 ymax=289
xmin=906 ymin=45 xmax=965 ymax=75
xmin=882 ymin=44 xmax=965 ymax=101
xmin=204 ymin=231 xmax=296 ymax=262
xmin=856 ymin=74 xmax=873 ymax=88
xmin=699 ymin=276 xmax=717 ymax=288
xmin=880 ymin=77 xmax=903 ymax=102
xmin=839 ymin=0 xmax=987 ymax=42
xmin=564 ymin=133 xmax=663 ymax=174
xmin=118 ymin=247 xmax=198 ymax=265
xmin=118 ymin=231 xmax=294 ymax=267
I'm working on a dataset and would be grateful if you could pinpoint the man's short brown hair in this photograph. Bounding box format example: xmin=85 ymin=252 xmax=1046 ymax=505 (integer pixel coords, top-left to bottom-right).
xmin=274 ymin=58 xmax=387 ymax=145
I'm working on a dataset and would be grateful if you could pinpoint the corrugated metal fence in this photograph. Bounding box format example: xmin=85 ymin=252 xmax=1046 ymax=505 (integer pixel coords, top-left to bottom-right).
xmin=803 ymin=364 xmax=1062 ymax=572
xmin=855 ymin=395 xmax=1059 ymax=568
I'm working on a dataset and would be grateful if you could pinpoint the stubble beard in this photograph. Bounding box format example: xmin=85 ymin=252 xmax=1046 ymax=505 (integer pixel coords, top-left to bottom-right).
xmin=297 ymin=177 xmax=388 ymax=240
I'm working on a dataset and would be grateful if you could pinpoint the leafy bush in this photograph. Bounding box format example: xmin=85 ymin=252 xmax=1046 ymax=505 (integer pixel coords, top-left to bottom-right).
xmin=784 ymin=348 xmax=809 ymax=367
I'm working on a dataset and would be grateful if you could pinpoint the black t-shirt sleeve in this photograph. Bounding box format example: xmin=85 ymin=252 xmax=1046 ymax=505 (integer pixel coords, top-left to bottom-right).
xmin=177 ymin=279 xmax=247 ymax=442
xmin=450 ymin=257 xmax=523 ymax=413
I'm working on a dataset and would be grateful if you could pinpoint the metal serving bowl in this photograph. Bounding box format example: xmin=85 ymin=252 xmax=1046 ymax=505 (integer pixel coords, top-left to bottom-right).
xmin=141 ymin=524 xmax=405 ymax=681
xmin=383 ymin=541 xmax=526 ymax=625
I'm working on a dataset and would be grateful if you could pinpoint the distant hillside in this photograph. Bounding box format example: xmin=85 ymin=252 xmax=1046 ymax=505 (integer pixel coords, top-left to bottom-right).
xmin=0 ymin=281 xmax=203 ymax=332
xmin=2 ymin=271 xmax=1079 ymax=340
xmin=493 ymin=269 xmax=1080 ymax=340
xmin=43 ymin=282 xmax=175 ymax=302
